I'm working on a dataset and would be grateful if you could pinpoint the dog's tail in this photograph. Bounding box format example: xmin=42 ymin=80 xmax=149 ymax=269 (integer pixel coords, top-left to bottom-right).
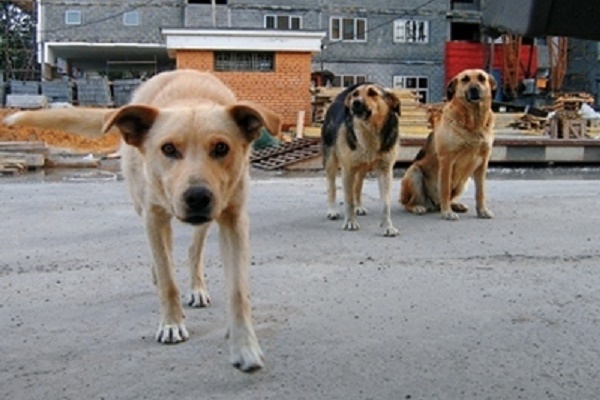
xmin=4 ymin=108 xmax=116 ymax=138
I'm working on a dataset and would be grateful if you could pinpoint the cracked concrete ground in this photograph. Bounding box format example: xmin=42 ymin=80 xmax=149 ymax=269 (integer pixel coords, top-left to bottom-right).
xmin=1 ymin=174 xmax=600 ymax=400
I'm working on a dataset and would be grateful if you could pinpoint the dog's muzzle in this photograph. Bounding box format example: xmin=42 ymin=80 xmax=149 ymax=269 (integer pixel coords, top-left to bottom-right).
xmin=351 ymin=99 xmax=372 ymax=119
xmin=466 ymin=86 xmax=482 ymax=102
xmin=181 ymin=186 xmax=213 ymax=225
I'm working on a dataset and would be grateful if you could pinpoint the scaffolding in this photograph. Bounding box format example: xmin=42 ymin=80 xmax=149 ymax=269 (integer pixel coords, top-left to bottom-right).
xmin=1 ymin=0 xmax=39 ymax=81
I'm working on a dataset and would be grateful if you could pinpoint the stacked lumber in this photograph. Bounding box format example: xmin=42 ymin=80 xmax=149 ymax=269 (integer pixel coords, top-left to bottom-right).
xmin=390 ymin=89 xmax=430 ymax=137
xmin=0 ymin=141 xmax=48 ymax=175
xmin=310 ymin=86 xmax=431 ymax=137
xmin=551 ymin=92 xmax=594 ymax=112
xmin=507 ymin=114 xmax=548 ymax=132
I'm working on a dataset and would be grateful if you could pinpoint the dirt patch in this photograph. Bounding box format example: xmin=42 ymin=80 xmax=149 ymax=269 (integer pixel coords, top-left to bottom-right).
xmin=0 ymin=108 xmax=120 ymax=154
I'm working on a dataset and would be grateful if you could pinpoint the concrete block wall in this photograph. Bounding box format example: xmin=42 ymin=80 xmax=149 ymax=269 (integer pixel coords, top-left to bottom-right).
xmin=41 ymin=81 xmax=74 ymax=103
xmin=10 ymin=80 xmax=40 ymax=95
xmin=42 ymin=0 xmax=185 ymax=43
xmin=176 ymin=50 xmax=313 ymax=128
xmin=113 ymin=79 xmax=141 ymax=106
xmin=76 ymin=77 xmax=112 ymax=106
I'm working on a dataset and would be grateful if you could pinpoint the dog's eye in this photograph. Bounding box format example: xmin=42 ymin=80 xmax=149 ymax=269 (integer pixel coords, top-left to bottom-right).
xmin=478 ymin=74 xmax=486 ymax=82
xmin=211 ymin=142 xmax=230 ymax=158
xmin=461 ymin=75 xmax=470 ymax=83
xmin=161 ymin=143 xmax=181 ymax=159
xmin=367 ymin=88 xmax=379 ymax=97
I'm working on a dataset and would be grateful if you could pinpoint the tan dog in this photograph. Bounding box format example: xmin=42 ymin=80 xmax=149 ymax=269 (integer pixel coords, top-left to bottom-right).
xmin=5 ymin=69 xmax=281 ymax=372
xmin=321 ymin=83 xmax=401 ymax=236
xmin=400 ymin=68 xmax=496 ymax=220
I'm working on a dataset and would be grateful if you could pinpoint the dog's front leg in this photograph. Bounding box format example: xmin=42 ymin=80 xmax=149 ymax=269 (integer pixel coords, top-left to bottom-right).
xmin=353 ymin=169 xmax=368 ymax=216
xmin=473 ymin=158 xmax=494 ymax=219
xmin=342 ymin=167 xmax=360 ymax=230
xmin=219 ymin=208 xmax=264 ymax=372
xmin=438 ymin=157 xmax=459 ymax=220
xmin=378 ymin=163 xmax=399 ymax=237
xmin=145 ymin=209 xmax=188 ymax=343
xmin=188 ymin=224 xmax=212 ymax=307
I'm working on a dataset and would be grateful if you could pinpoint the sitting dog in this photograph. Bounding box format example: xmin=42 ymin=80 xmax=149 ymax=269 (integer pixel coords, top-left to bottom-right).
xmin=400 ymin=68 xmax=497 ymax=220
xmin=5 ymin=69 xmax=281 ymax=372
xmin=321 ymin=83 xmax=401 ymax=236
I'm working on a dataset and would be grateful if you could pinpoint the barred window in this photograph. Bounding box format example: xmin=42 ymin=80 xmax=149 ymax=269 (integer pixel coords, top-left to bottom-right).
xmin=214 ymin=52 xmax=274 ymax=72
xmin=393 ymin=19 xmax=429 ymax=44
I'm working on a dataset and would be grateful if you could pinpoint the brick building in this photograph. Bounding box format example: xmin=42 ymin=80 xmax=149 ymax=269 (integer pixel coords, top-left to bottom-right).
xmin=162 ymin=29 xmax=323 ymax=126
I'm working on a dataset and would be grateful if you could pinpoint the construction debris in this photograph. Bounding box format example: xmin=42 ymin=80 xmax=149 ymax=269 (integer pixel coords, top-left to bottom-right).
xmin=251 ymin=138 xmax=320 ymax=170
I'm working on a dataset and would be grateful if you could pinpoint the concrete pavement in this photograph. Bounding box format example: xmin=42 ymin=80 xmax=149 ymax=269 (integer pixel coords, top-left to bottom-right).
xmin=1 ymin=174 xmax=600 ymax=399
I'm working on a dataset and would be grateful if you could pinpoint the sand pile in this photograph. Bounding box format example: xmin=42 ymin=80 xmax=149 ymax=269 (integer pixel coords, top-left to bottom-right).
xmin=0 ymin=109 xmax=120 ymax=153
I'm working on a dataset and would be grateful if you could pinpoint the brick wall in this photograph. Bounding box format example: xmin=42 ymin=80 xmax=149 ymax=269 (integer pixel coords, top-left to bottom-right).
xmin=176 ymin=51 xmax=313 ymax=128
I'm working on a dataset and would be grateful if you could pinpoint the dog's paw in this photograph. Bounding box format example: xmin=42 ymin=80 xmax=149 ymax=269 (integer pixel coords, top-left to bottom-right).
xmin=342 ymin=218 xmax=360 ymax=231
xmin=442 ymin=211 xmax=460 ymax=221
xmin=477 ymin=208 xmax=494 ymax=219
xmin=327 ymin=209 xmax=340 ymax=220
xmin=188 ymin=290 xmax=211 ymax=308
xmin=382 ymin=226 xmax=399 ymax=237
xmin=412 ymin=205 xmax=427 ymax=215
xmin=155 ymin=322 xmax=189 ymax=344
xmin=355 ymin=206 xmax=368 ymax=216
xmin=451 ymin=202 xmax=469 ymax=213
xmin=230 ymin=337 xmax=264 ymax=373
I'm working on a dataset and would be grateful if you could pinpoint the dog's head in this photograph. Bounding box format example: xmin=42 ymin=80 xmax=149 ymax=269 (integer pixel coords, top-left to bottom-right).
xmin=446 ymin=69 xmax=497 ymax=104
xmin=103 ymin=103 xmax=280 ymax=225
xmin=344 ymin=83 xmax=401 ymax=122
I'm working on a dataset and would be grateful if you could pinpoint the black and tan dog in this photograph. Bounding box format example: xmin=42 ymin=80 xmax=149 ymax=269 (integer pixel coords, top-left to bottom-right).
xmin=321 ymin=83 xmax=401 ymax=236
xmin=5 ymin=70 xmax=281 ymax=372
xmin=400 ymin=68 xmax=497 ymax=220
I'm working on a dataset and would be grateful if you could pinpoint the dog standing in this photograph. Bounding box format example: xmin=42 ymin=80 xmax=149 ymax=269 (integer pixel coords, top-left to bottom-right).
xmin=321 ymin=83 xmax=401 ymax=236
xmin=5 ymin=69 xmax=281 ymax=372
xmin=400 ymin=68 xmax=497 ymax=220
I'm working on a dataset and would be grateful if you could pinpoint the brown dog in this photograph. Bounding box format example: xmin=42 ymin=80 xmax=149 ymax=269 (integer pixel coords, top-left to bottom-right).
xmin=400 ymin=68 xmax=496 ymax=220
xmin=5 ymin=69 xmax=281 ymax=372
xmin=321 ymin=83 xmax=401 ymax=236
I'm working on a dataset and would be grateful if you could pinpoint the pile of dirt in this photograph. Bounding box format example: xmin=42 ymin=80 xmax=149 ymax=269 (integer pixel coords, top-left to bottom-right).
xmin=0 ymin=109 xmax=120 ymax=154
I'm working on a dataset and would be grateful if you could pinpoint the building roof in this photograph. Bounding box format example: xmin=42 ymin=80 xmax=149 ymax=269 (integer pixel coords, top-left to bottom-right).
xmin=161 ymin=28 xmax=326 ymax=56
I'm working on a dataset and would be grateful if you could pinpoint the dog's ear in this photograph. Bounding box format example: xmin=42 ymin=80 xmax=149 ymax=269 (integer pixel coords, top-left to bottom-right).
xmin=488 ymin=73 xmax=498 ymax=100
xmin=102 ymin=105 xmax=159 ymax=147
xmin=384 ymin=90 xmax=401 ymax=116
xmin=446 ymin=78 xmax=457 ymax=101
xmin=227 ymin=102 xmax=272 ymax=142
xmin=236 ymin=101 xmax=282 ymax=139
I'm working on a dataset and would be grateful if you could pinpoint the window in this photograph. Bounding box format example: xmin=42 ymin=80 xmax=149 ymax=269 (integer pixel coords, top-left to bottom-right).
xmin=123 ymin=11 xmax=140 ymax=26
xmin=188 ymin=0 xmax=227 ymax=4
xmin=330 ymin=17 xmax=366 ymax=42
xmin=265 ymin=15 xmax=302 ymax=30
xmin=331 ymin=75 xmax=366 ymax=88
xmin=65 ymin=10 xmax=81 ymax=25
xmin=214 ymin=51 xmax=274 ymax=72
xmin=393 ymin=76 xmax=429 ymax=103
xmin=393 ymin=19 xmax=429 ymax=44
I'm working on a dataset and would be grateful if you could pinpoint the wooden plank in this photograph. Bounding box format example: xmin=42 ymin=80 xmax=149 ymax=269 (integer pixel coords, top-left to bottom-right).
xmin=0 ymin=152 xmax=45 ymax=168
xmin=45 ymin=156 xmax=101 ymax=169
xmin=0 ymin=141 xmax=49 ymax=154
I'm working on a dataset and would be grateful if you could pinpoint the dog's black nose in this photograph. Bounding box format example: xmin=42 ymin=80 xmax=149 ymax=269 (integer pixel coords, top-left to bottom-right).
xmin=467 ymin=86 xmax=481 ymax=101
xmin=183 ymin=186 xmax=212 ymax=215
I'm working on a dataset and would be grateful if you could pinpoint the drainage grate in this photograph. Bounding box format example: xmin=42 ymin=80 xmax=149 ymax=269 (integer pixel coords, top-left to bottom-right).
xmin=251 ymin=138 xmax=321 ymax=170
